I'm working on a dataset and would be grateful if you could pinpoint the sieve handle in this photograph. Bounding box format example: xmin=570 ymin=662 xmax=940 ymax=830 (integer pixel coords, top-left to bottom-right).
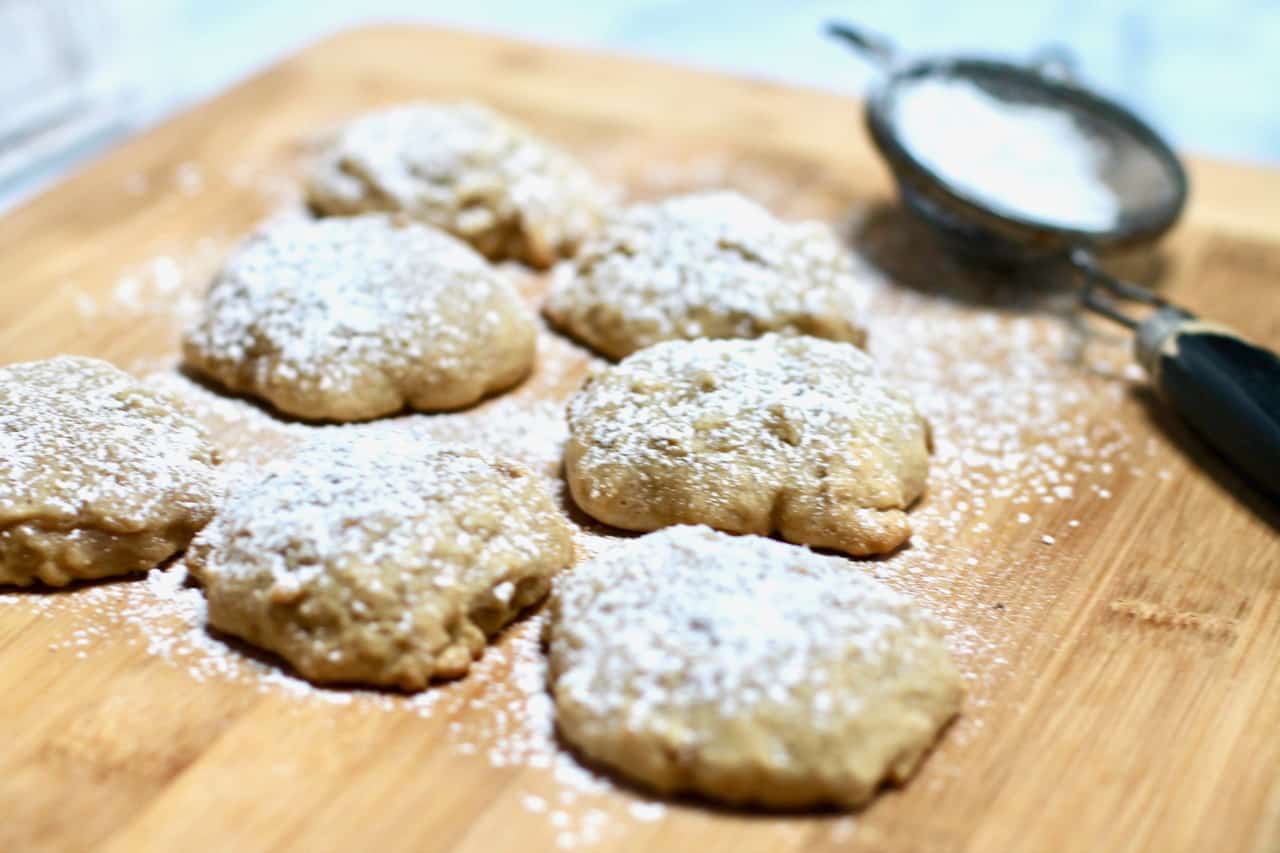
xmin=1136 ymin=307 xmax=1280 ymax=496
xmin=825 ymin=21 xmax=898 ymax=68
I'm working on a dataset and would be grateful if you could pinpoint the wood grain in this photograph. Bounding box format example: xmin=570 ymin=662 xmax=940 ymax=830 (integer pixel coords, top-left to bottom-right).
xmin=1 ymin=25 xmax=1278 ymax=853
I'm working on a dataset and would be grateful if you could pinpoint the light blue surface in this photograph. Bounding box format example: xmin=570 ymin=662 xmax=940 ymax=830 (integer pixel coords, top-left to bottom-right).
xmin=7 ymin=0 xmax=1280 ymax=209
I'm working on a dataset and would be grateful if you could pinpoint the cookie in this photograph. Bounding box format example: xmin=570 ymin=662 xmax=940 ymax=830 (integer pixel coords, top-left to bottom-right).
xmin=544 ymin=191 xmax=870 ymax=359
xmin=306 ymin=102 xmax=607 ymax=268
xmin=564 ymin=334 xmax=929 ymax=556
xmin=0 ymin=357 xmax=220 ymax=587
xmin=183 ymin=214 xmax=537 ymax=422
xmin=188 ymin=436 xmax=573 ymax=690
xmin=547 ymin=526 xmax=963 ymax=807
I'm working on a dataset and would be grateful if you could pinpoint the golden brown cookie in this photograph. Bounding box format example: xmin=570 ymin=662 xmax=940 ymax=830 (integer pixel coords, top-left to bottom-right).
xmin=183 ymin=214 xmax=537 ymax=422
xmin=548 ymin=526 xmax=963 ymax=807
xmin=306 ymin=102 xmax=607 ymax=268
xmin=564 ymin=334 xmax=929 ymax=556
xmin=0 ymin=356 xmax=220 ymax=587
xmin=544 ymin=191 xmax=870 ymax=359
xmin=188 ymin=436 xmax=573 ymax=690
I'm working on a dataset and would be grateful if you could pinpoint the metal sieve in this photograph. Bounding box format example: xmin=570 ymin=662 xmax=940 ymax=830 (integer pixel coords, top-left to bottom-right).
xmin=829 ymin=22 xmax=1280 ymax=497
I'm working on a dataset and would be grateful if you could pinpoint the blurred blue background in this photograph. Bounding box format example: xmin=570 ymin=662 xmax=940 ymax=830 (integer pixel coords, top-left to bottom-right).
xmin=4 ymin=0 xmax=1279 ymax=210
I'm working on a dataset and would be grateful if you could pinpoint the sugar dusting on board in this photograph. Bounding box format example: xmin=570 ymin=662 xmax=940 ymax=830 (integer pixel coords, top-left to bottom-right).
xmin=3 ymin=149 xmax=1163 ymax=846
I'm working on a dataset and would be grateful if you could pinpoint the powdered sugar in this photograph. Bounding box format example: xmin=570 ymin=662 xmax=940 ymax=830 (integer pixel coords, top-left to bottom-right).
xmin=72 ymin=239 xmax=228 ymax=332
xmin=145 ymin=370 xmax=573 ymax=478
xmin=548 ymin=528 xmax=960 ymax=770
xmin=894 ymin=77 xmax=1119 ymax=231
xmin=544 ymin=190 xmax=870 ymax=358
xmin=0 ymin=356 xmax=219 ymax=525
xmin=307 ymin=102 xmax=609 ymax=267
xmin=184 ymin=213 xmax=536 ymax=420
xmin=188 ymin=433 xmax=571 ymax=689
xmin=194 ymin=436 xmax=549 ymax=585
xmin=565 ymin=333 xmax=928 ymax=556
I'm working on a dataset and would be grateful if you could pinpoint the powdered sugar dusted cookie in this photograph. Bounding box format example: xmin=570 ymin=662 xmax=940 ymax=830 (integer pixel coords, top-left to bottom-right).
xmin=548 ymin=526 xmax=963 ymax=807
xmin=183 ymin=214 xmax=537 ymax=422
xmin=306 ymin=102 xmax=607 ymax=268
xmin=565 ymin=333 xmax=929 ymax=555
xmin=0 ymin=357 xmax=220 ymax=587
xmin=188 ymin=436 xmax=573 ymax=690
xmin=543 ymin=191 xmax=871 ymax=359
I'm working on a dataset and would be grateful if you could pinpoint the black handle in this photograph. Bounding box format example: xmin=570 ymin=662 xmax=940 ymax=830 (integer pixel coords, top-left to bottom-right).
xmin=824 ymin=21 xmax=897 ymax=68
xmin=1136 ymin=307 xmax=1280 ymax=496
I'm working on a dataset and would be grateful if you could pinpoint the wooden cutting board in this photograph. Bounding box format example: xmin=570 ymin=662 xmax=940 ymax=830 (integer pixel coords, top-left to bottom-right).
xmin=1 ymin=26 xmax=1278 ymax=853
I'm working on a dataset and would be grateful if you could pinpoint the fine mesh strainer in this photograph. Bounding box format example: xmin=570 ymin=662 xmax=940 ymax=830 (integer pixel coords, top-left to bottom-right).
xmin=829 ymin=22 xmax=1280 ymax=497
